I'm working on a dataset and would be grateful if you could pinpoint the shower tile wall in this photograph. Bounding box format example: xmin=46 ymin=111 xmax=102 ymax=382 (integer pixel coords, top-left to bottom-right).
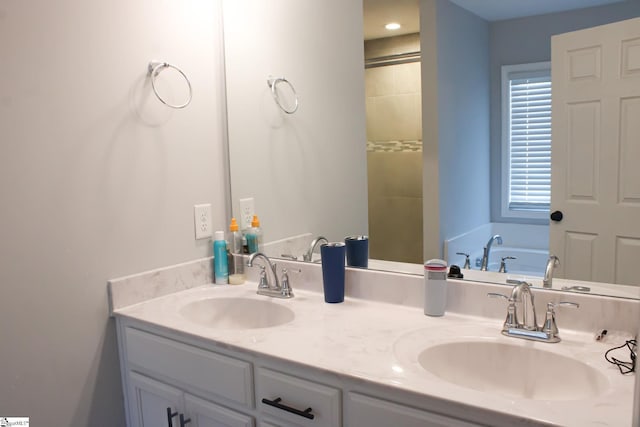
xmin=365 ymin=34 xmax=423 ymax=264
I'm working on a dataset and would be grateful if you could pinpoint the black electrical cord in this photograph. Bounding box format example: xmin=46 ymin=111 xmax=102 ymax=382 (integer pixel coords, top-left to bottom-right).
xmin=604 ymin=339 xmax=637 ymax=375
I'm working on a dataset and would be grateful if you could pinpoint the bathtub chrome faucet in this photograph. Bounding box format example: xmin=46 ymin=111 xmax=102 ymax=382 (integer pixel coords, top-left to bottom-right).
xmin=480 ymin=234 xmax=503 ymax=271
xmin=304 ymin=236 xmax=328 ymax=262
xmin=543 ymin=255 xmax=560 ymax=288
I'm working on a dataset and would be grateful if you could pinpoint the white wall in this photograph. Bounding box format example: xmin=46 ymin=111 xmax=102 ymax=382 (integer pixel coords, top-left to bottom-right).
xmin=435 ymin=0 xmax=491 ymax=247
xmin=223 ymin=0 xmax=369 ymax=244
xmin=0 ymin=1 xmax=228 ymax=426
xmin=421 ymin=0 xmax=491 ymax=259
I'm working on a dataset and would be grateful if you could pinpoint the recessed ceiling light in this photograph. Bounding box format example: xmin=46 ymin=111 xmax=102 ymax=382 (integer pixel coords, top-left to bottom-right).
xmin=385 ymin=22 xmax=401 ymax=31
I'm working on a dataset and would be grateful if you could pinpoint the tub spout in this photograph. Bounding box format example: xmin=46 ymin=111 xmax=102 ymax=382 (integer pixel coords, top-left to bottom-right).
xmin=480 ymin=234 xmax=503 ymax=271
xmin=304 ymin=236 xmax=328 ymax=262
xmin=543 ymin=255 xmax=560 ymax=288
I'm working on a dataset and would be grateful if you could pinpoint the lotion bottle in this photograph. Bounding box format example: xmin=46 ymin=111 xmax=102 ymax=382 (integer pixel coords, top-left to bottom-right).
xmin=213 ymin=230 xmax=229 ymax=284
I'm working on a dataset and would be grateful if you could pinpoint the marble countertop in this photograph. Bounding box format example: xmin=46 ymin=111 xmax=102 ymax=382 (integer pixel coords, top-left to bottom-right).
xmin=113 ymin=282 xmax=636 ymax=427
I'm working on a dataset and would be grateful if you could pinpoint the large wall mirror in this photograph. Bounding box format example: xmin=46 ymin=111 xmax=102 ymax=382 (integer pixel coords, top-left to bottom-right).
xmin=222 ymin=0 xmax=640 ymax=300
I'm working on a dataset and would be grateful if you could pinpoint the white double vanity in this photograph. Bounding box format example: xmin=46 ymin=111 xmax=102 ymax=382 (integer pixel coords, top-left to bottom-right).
xmin=109 ymin=257 xmax=638 ymax=426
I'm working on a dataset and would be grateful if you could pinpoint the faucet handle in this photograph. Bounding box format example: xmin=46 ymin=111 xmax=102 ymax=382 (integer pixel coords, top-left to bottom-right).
xmin=280 ymin=267 xmax=301 ymax=280
xmin=499 ymin=256 xmax=517 ymax=273
xmin=487 ymin=293 xmax=518 ymax=330
xmin=280 ymin=268 xmax=301 ymax=298
xmin=280 ymin=254 xmax=298 ymax=261
xmin=456 ymin=252 xmax=471 ymax=269
xmin=257 ymin=265 xmax=270 ymax=289
xmin=542 ymin=301 xmax=579 ymax=336
xmin=554 ymin=301 xmax=579 ymax=309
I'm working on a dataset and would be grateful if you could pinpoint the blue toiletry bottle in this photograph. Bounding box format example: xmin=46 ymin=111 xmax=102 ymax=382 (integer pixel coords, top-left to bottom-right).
xmin=213 ymin=230 xmax=229 ymax=284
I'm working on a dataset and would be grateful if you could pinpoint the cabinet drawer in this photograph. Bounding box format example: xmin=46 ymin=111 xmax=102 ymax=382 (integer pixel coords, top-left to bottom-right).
xmin=256 ymin=368 xmax=341 ymax=427
xmin=346 ymin=393 xmax=481 ymax=427
xmin=125 ymin=328 xmax=253 ymax=407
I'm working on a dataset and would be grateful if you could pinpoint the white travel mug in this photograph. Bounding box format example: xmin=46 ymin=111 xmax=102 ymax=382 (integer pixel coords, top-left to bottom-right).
xmin=424 ymin=259 xmax=448 ymax=316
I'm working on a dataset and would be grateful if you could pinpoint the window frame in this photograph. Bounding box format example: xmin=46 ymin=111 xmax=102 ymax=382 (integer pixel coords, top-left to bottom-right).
xmin=500 ymin=61 xmax=552 ymax=221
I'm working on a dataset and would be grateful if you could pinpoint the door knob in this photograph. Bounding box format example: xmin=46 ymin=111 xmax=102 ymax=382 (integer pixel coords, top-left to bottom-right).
xmin=550 ymin=210 xmax=563 ymax=222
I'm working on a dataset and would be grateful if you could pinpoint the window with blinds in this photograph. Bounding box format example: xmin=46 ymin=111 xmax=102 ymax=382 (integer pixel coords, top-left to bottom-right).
xmin=501 ymin=62 xmax=551 ymax=219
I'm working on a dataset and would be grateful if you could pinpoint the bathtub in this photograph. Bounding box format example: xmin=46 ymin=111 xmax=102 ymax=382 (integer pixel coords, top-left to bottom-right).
xmin=481 ymin=247 xmax=549 ymax=276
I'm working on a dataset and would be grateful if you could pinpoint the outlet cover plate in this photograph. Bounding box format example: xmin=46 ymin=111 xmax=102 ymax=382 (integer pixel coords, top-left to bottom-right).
xmin=194 ymin=204 xmax=212 ymax=240
xmin=239 ymin=197 xmax=255 ymax=230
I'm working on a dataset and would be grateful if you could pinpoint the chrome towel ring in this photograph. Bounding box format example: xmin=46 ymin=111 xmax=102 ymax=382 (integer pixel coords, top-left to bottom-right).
xmin=148 ymin=61 xmax=192 ymax=109
xmin=267 ymin=76 xmax=299 ymax=114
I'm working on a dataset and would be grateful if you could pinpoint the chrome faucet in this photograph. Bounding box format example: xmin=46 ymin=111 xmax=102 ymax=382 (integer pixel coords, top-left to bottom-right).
xmin=303 ymin=236 xmax=328 ymax=262
xmin=248 ymin=252 xmax=293 ymax=298
xmin=488 ymin=279 xmax=579 ymax=343
xmin=543 ymin=255 xmax=560 ymax=288
xmin=480 ymin=234 xmax=503 ymax=271
xmin=510 ymin=280 xmax=538 ymax=331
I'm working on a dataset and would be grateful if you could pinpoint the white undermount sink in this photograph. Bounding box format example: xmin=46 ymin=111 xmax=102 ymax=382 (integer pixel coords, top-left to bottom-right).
xmin=179 ymin=297 xmax=295 ymax=329
xmin=417 ymin=341 xmax=609 ymax=401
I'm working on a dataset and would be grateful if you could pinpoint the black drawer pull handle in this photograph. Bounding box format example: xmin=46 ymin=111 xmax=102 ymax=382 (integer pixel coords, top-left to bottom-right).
xmin=166 ymin=407 xmax=178 ymax=427
xmin=261 ymin=397 xmax=315 ymax=420
xmin=179 ymin=414 xmax=191 ymax=426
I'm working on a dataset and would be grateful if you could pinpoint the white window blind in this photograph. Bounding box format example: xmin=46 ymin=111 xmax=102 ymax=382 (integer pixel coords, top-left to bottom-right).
xmin=506 ymin=67 xmax=551 ymax=212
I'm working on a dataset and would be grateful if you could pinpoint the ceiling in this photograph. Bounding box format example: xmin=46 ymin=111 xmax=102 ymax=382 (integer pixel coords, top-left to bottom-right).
xmin=363 ymin=0 xmax=420 ymax=40
xmin=363 ymin=0 xmax=628 ymax=40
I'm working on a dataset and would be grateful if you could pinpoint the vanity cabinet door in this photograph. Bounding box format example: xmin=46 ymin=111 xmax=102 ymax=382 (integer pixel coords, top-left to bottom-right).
xmin=128 ymin=371 xmax=255 ymax=427
xmin=184 ymin=393 xmax=254 ymax=427
xmin=128 ymin=372 xmax=184 ymax=427
xmin=346 ymin=393 xmax=482 ymax=427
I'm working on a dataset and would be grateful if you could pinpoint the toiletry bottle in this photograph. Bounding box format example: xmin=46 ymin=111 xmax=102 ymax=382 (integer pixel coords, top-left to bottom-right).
xmin=424 ymin=259 xmax=447 ymax=316
xmin=246 ymin=215 xmax=263 ymax=253
xmin=228 ymin=218 xmax=245 ymax=285
xmin=213 ymin=230 xmax=229 ymax=284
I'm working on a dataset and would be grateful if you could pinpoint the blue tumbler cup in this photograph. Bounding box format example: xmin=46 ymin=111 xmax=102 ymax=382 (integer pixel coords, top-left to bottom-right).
xmin=345 ymin=235 xmax=369 ymax=268
xmin=320 ymin=243 xmax=346 ymax=303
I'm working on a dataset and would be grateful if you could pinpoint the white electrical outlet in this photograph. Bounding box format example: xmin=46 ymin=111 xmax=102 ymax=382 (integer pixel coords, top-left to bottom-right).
xmin=194 ymin=204 xmax=212 ymax=240
xmin=239 ymin=197 xmax=255 ymax=230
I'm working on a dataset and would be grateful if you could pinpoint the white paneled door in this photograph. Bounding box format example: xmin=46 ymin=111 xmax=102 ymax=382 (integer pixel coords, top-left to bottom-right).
xmin=550 ymin=17 xmax=640 ymax=285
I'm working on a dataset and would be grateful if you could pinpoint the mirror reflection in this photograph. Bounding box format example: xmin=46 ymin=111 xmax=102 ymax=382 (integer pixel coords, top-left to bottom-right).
xmin=223 ymin=0 xmax=640 ymax=299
